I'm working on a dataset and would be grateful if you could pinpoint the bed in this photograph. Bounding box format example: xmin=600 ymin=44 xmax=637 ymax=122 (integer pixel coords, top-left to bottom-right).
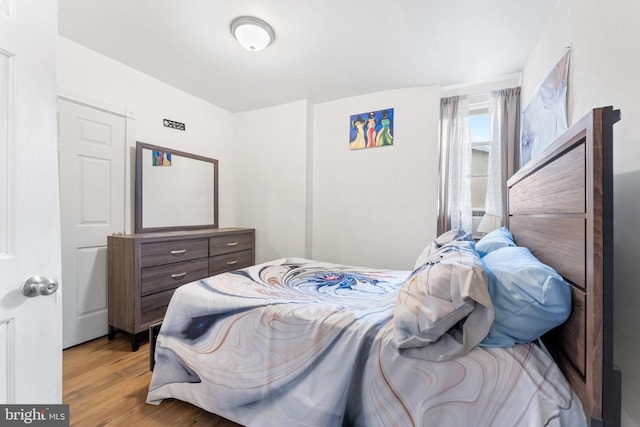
xmin=146 ymin=106 xmax=621 ymax=426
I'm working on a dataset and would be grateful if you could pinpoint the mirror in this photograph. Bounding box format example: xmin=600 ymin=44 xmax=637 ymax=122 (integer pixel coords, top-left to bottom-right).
xmin=135 ymin=141 xmax=218 ymax=233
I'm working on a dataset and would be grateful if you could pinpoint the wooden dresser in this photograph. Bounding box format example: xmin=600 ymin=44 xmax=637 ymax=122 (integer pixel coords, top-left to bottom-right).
xmin=107 ymin=227 xmax=255 ymax=350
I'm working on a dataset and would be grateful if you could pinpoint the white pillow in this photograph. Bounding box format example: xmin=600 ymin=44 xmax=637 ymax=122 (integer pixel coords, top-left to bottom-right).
xmin=395 ymin=239 xmax=494 ymax=361
xmin=413 ymin=229 xmax=471 ymax=270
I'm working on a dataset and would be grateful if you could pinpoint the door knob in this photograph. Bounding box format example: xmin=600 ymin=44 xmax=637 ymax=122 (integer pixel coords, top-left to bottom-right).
xmin=21 ymin=275 xmax=59 ymax=297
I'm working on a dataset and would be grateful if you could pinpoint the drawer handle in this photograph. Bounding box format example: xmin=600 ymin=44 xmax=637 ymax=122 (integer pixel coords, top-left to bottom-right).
xmin=227 ymin=242 xmax=239 ymax=247
xmin=171 ymin=272 xmax=187 ymax=279
xmin=170 ymin=249 xmax=187 ymax=255
xmin=226 ymin=260 xmax=238 ymax=265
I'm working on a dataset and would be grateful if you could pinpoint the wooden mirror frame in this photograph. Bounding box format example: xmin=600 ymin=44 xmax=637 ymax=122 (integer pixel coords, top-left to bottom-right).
xmin=135 ymin=141 xmax=219 ymax=233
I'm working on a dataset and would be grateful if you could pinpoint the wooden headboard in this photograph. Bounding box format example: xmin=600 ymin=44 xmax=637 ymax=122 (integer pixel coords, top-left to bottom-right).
xmin=506 ymin=106 xmax=621 ymax=427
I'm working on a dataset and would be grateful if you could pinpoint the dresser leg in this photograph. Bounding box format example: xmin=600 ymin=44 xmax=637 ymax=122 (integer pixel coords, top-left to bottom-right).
xmin=107 ymin=325 xmax=144 ymax=351
xmin=131 ymin=333 xmax=142 ymax=352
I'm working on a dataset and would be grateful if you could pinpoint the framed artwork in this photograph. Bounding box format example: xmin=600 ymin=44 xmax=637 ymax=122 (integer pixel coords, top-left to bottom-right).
xmin=349 ymin=108 xmax=394 ymax=150
xmin=520 ymin=48 xmax=571 ymax=166
xmin=152 ymin=150 xmax=172 ymax=166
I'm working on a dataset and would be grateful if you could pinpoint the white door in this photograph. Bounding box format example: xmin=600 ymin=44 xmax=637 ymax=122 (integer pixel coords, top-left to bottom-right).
xmin=0 ymin=0 xmax=62 ymax=404
xmin=58 ymin=98 xmax=126 ymax=349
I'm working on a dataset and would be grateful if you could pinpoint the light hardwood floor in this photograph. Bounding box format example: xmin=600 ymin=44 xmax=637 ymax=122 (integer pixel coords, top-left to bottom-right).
xmin=63 ymin=334 xmax=241 ymax=426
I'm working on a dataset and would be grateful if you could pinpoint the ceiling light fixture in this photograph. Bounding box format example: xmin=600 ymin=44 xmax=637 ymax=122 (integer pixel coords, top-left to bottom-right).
xmin=230 ymin=16 xmax=275 ymax=52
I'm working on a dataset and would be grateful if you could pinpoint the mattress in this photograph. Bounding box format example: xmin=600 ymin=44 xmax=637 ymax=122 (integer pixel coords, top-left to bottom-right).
xmin=147 ymin=257 xmax=585 ymax=426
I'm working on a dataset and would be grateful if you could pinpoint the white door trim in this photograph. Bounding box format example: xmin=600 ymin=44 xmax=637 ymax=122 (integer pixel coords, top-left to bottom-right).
xmin=57 ymin=88 xmax=135 ymax=119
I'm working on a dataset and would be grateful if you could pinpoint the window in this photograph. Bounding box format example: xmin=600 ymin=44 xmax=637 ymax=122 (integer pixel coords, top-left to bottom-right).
xmin=469 ymin=108 xmax=491 ymax=239
xmin=439 ymin=85 xmax=519 ymax=238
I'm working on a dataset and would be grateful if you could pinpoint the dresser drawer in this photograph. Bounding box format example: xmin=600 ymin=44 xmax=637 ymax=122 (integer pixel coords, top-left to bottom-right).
xmin=209 ymin=249 xmax=253 ymax=275
xmin=141 ymin=288 xmax=176 ymax=325
xmin=141 ymin=258 xmax=209 ymax=296
xmin=209 ymin=233 xmax=253 ymax=256
xmin=141 ymin=238 xmax=208 ymax=268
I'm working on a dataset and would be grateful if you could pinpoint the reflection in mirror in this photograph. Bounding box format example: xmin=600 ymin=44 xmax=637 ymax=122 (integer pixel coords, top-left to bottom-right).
xmin=135 ymin=141 xmax=218 ymax=233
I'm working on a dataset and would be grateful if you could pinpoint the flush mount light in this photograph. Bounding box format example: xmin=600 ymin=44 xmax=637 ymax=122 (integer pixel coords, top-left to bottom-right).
xmin=230 ymin=16 xmax=275 ymax=52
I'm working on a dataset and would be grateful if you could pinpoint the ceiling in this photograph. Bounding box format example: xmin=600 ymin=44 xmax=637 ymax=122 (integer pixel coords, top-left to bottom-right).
xmin=58 ymin=0 xmax=558 ymax=113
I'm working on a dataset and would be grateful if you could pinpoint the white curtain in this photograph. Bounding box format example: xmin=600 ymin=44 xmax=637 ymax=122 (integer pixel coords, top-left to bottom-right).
xmin=438 ymin=96 xmax=472 ymax=235
xmin=485 ymin=87 xmax=521 ymax=225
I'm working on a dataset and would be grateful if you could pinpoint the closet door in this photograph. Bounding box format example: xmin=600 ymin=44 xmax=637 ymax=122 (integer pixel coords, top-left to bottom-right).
xmin=58 ymin=98 xmax=126 ymax=348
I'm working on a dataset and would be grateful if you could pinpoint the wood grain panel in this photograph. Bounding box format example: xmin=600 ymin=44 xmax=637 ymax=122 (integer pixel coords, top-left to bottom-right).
xmin=508 ymin=216 xmax=585 ymax=289
xmin=140 ymin=238 xmax=208 ymax=268
xmin=209 ymin=249 xmax=253 ymax=276
xmin=547 ymin=287 xmax=586 ymax=376
xmin=109 ymin=228 xmax=255 ymax=340
xmin=209 ymin=232 xmax=254 ymax=256
xmin=107 ymin=236 xmax=136 ymax=331
xmin=548 ymin=348 xmax=588 ymax=416
xmin=141 ymin=289 xmax=176 ymax=325
xmin=509 ymin=144 xmax=585 ymax=215
xmin=141 ymin=258 xmax=209 ymax=296
xmin=507 ymin=107 xmax=620 ymax=426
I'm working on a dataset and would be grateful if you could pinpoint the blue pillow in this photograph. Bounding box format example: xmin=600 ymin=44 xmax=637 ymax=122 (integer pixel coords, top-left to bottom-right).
xmin=479 ymin=246 xmax=572 ymax=347
xmin=476 ymin=226 xmax=516 ymax=258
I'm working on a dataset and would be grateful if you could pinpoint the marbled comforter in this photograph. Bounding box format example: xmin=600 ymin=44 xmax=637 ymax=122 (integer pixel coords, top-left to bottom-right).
xmin=146 ymin=258 xmax=585 ymax=426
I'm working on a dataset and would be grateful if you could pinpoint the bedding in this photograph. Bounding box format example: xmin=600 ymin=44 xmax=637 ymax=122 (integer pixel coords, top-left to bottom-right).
xmin=480 ymin=246 xmax=572 ymax=347
xmin=412 ymin=228 xmax=469 ymax=269
xmin=475 ymin=226 xmax=516 ymax=257
xmin=147 ymin=257 xmax=585 ymax=427
xmin=394 ymin=238 xmax=495 ymax=361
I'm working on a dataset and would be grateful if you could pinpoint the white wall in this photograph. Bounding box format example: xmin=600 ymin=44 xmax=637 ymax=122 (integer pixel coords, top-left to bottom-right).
xmin=234 ymin=100 xmax=310 ymax=263
xmin=312 ymin=87 xmax=440 ymax=270
xmin=56 ymin=36 xmax=236 ymax=232
xmin=522 ymin=1 xmax=640 ymax=425
xmin=56 ymin=37 xmax=441 ymax=273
